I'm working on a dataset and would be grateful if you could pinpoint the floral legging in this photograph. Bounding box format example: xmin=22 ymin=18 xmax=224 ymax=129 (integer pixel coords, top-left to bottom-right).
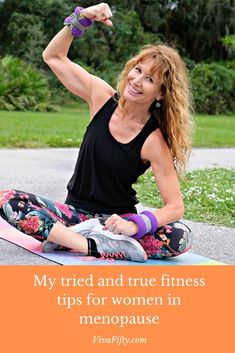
xmin=0 ymin=189 xmax=193 ymax=259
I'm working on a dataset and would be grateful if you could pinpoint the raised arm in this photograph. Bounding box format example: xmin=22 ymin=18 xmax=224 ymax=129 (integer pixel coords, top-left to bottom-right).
xmin=42 ymin=3 xmax=115 ymax=113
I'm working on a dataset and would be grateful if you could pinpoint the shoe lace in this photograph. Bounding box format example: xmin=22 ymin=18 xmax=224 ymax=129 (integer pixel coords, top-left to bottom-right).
xmin=81 ymin=230 xmax=91 ymax=237
xmin=100 ymin=251 xmax=126 ymax=260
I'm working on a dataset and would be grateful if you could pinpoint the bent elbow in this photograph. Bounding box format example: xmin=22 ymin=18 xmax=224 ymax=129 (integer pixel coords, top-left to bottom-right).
xmin=42 ymin=51 xmax=66 ymax=68
xmin=42 ymin=49 xmax=58 ymax=64
xmin=42 ymin=50 xmax=49 ymax=63
xmin=42 ymin=50 xmax=53 ymax=64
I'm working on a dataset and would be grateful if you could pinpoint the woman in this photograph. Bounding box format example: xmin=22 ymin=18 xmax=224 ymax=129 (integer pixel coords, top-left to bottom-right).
xmin=0 ymin=3 xmax=193 ymax=262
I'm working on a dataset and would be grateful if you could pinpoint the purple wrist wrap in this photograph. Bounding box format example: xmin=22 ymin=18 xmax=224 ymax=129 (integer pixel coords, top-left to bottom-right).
xmin=127 ymin=214 xmax=147 ymax=239
xmin=140 ymin=211 xmax=158 ymax=233
xmin=64 ymin=7 xmax=93 ymax=37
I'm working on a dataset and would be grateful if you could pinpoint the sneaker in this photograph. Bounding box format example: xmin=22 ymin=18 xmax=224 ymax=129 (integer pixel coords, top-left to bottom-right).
xmin=41 ymin=241 xmax=67 ymax=253
xmin=70 ymin=218 xmax=100 ymax=233
xmin=72 ymin=219 xmax=147 ymax=262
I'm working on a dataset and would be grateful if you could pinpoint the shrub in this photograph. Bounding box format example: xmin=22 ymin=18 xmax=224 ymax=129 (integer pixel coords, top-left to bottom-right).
xmin=190 ymin=62 xmax=235 ymax=114
xmin=0 ymin=56 xmax=57 ymax=111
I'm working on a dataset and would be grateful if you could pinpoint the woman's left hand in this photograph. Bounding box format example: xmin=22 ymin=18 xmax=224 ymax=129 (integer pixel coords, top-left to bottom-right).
xmin=103 ymin=214 xmax=138 ymax=236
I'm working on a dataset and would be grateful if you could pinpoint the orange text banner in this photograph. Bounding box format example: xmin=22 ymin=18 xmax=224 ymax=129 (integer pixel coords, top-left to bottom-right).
xmin=0 ymin=265 xmax=234 ymax=353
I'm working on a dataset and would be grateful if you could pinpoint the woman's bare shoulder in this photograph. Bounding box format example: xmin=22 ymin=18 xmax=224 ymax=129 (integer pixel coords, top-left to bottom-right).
xmin=141 ymin=128 xmax=172 ymax=163
xmin=89 ymin=76 xmax=116 ymax=119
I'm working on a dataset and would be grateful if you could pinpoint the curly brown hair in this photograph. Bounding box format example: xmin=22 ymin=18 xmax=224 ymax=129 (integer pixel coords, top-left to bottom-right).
xmin=117 ymin=44 xmax=194 ymax=175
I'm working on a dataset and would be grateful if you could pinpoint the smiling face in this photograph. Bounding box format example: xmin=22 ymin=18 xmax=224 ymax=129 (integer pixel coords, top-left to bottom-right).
xmin=123 ymin=58 xmax=163 ymax=107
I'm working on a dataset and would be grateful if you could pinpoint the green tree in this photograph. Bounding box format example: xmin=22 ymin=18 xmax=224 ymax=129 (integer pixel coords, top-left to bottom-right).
xmin=164 ymin=0 xmax=234 ymax=61
xmin=0 ymin=0 xmax=70 ymax=65
xmin=222 ymin=34 xmax=235 ymax=58
xmin=1 ymin=0 xmax=234 ymax=65
xmin=190 ymin=62 xmax=235 ymax=114
xmin=7 ymin=13 xmax=46 ymax=67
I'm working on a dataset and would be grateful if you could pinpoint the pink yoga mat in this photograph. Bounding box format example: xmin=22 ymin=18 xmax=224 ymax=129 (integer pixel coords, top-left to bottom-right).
xmin=0 ymin=216 xmax=223 ymax=266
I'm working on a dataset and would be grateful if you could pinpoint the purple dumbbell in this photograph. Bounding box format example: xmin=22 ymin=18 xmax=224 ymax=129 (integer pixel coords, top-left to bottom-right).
xmin=64 ymin=7 xmax=93 ymax=37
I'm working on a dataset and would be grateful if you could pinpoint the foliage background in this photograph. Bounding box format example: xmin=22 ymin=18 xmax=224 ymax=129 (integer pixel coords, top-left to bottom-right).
xmin=0 ymin=0 xmax=235 ymax=113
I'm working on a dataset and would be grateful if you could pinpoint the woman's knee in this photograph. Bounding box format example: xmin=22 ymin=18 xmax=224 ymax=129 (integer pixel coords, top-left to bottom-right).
xmin=139 ymin=221 xmax=192 ymax=259
xmin=168 ymin=221 xmax=193 ymax=254
xmin=0 ymin=189 xmax=17 ymax=210
xmin=0 ymin=189 xmax=29 ymax=226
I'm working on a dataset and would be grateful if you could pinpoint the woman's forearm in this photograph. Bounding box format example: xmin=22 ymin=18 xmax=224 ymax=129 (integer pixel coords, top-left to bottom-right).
xmin=154 ymin=202 xmax=184 ymax=227
xmin=42 ymin=3 xmax=113 ymax=62
xmin=42 ymin=26 xmax=73 ymax=61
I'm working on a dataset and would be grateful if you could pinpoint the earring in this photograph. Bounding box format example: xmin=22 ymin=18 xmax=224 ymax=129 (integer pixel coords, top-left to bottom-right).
xmin=155 ymin=101 xmax=161 ymax=108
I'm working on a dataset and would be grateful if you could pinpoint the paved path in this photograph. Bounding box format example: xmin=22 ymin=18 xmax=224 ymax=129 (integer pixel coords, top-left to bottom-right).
xmin=188 ymin=148 xmax=235 ymax=170
xmin=0 ymin=148 xmax=234 ymax=264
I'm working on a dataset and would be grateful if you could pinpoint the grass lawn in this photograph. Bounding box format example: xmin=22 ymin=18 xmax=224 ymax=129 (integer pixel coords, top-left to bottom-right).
xmin=0 ymin=104 xmax=89 ymax=148
xmin=0 ymin=105 xmax=234 ymax=147
xmin=134 ymin=168 xmax=235 ymax=228
xmin=193 ymin=114 xmax=235 ymax=147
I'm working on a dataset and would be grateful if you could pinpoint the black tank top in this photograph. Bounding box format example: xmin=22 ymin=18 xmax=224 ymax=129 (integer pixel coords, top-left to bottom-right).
xmin=66 ymin=94 xmax=159 ymax=214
